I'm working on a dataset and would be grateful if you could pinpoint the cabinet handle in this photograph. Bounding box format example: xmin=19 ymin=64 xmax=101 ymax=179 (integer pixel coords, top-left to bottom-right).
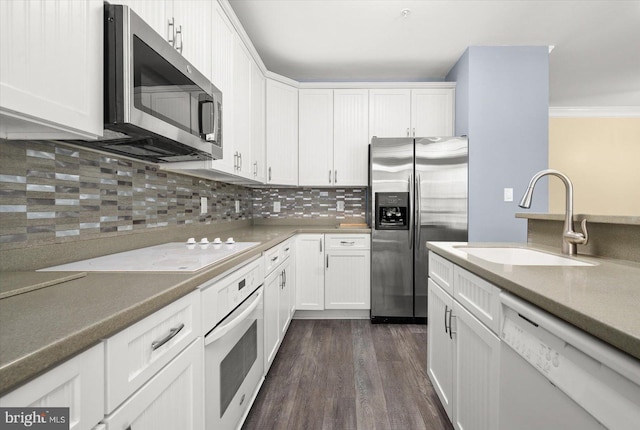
xmin=320 ymin=239 xmax=323 ymax=252
xmin=271 ymin=256 xmax=279 ymax=262
xmin=340 ymin=240 xmax=355 ymax=246
xmin=334 ymin=170 xmax=337 ymax=183
xmin=167 ymin=18 xmax=175 ymax=47
xmin=175 ymin=24 xmax=183 ymax=53
xmin=412 ymin=128 xmax=416 ymax=137
xmin=234 ymin=152 xmax=238 ymax=171
xmin=239 ymin=153 xmax=243 ymax=170
xmin=326 ymin=255 xmax=329 ymax=269
xmin=151 ymin=323 xmax=185 ymax=351
xmin=268 ymin=167 xmax=272 ymax=181
xmin=444 ymin=305 xmax=449 ymax=334
xmin=283 ymin=269 xmax=286 ymax=286
xmin=448 ymin=309 xmax=455 ymax=339
xmin=254 ymin=161 xmax=258 ymax=177
xmin=285 ymin=247 xmax=290 ymax=252
xmin=406 ymin=128 xmax=410 ymax=137
xmin=329 ymin=170 xmax=332 ymax=184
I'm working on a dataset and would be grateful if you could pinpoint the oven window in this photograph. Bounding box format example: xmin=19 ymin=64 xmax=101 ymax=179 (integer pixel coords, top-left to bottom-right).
xmin=219 ymin=320 xmax=258 ymax=417
xmin=132 ymin=36 xmax=210 ymax=137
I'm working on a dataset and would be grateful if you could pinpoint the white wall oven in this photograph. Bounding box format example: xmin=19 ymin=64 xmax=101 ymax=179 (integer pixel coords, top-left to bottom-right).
xmin=202 ymin=257 xmax=265 ymax=430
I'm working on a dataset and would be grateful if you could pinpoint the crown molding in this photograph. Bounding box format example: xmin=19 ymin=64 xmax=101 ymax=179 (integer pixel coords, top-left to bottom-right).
xmin=549 ymin=106 xmax=640 ymax=117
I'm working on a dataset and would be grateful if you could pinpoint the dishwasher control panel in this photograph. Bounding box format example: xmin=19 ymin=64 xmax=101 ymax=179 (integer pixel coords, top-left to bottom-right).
xmin=502 ymin=316 xmax=562 ymax=377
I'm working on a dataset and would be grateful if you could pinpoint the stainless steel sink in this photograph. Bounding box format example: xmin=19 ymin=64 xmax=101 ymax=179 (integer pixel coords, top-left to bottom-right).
xmin=456 ymin=247 xmax=595 ymax=266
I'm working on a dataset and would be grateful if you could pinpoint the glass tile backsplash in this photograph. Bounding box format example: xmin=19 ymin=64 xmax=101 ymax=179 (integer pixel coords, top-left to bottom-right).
xmin=0 ymin=140 xmax=252 ymax=250
xmin=0 ymin=139 xmax=368 ymax=250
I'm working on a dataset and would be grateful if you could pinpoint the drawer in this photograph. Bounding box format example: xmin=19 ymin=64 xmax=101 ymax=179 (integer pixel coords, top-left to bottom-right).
xmin=429 ymin=251 xmax=454 ymax=295
xmin=325 ymin=234 xmax=370 ymax=250
xmin=0 ymin=343 xmax=104 ymax=430
xmin=104 ymin=290 xmax=201 ymax=413
xmin=264 ymin=245 xmax=282 ymax=275
xmin=453 ymin=265 xmax=501 ymax=334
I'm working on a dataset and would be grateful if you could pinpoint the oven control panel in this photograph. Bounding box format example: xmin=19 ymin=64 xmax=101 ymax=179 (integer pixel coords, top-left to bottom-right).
xmin=201 ymin=257 xmax=265 ymax=331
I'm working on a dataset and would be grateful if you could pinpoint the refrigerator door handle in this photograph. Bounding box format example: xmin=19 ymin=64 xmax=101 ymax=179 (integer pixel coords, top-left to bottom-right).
xmin=408 ymin=175 xmax=413 ymax=249
xmin=416 ymin=174 xmax=422 ymax=249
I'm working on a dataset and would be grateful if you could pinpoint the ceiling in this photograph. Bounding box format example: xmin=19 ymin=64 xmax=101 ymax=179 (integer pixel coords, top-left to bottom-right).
xmin=228 ymin=0 xmax=640 ymax=108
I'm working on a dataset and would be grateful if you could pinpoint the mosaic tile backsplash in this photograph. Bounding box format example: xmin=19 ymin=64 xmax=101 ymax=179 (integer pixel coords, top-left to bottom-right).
xmin=253 ymin=188 xmax=367 ymax=222
xmin=0 ymin=140 xmax=252 ymax=250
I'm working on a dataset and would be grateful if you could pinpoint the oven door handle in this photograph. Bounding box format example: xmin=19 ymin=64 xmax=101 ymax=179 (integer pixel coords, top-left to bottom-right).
xmin=205 ymin=287 xmax=263 ymax=345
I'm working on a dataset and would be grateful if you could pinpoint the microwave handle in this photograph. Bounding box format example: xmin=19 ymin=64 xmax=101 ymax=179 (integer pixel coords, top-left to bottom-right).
xmin=198 ymin=96 xmax=214 ymax=138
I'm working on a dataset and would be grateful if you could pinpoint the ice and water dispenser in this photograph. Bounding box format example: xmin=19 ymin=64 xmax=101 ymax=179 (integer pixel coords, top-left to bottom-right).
xmin=375 ymin=192 xmax=409 ymax=230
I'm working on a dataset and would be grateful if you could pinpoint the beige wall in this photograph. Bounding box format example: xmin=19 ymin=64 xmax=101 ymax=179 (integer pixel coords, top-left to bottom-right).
xmin=549 ymin=117 xmax=640 ymax=216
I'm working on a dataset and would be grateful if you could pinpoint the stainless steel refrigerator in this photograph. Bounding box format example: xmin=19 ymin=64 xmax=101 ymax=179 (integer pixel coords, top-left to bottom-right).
xmin=370 ymin=136 xmax=468 ymax=323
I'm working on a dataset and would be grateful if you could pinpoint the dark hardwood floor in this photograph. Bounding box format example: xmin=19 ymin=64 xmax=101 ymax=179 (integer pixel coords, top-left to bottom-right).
xmin=243 ymin=319 xmax=453 ymax=430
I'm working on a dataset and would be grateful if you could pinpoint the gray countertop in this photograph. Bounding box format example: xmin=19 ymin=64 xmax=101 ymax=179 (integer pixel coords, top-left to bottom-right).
xmin=427 ymin=241 xmax=640 ymax=362
xmin=0 ymin=225 xmax=370 ymax=395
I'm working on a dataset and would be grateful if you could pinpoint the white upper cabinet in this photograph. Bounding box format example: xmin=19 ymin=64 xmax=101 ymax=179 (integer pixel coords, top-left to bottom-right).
xmin=333 ymin=89 xmax=369 ymax=186
xmin=232 ymin=36 xmax=253 ymax=178
xmin=115 ymin=0 xmax=170 ymax=42
xmin=299 ymin=88 xmax=369 ymax=187
xmin=0 ymin=0 xmax=103 ymax=140
xmin=298 ymin=89 xmax=334 ymax=186
xmin=369 ymin=87 xmax=454 ymax=140
xmin=411 ymin=88 xmax=454 ymax=137
xmin=368 ymin=89 xmax=412 ymax=139
xmin=171 ymin=0 xmax=212 ymax=80
xmin=266 ymin=79 xmax=299 ymax=186
xmin=251 ymin=62 xmax=266 ymax=182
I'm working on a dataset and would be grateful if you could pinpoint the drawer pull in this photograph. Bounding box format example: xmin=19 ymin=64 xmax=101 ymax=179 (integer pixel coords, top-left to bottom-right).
xmin=340 ymin=241 xmax=356 ymax=246
xmin=151 ymin=323 xmax=185 ymax=351
xmin=285 ymin=247 xmax=290 ymax=252
xmin=271 ymin=256 xmax=279 ymax=262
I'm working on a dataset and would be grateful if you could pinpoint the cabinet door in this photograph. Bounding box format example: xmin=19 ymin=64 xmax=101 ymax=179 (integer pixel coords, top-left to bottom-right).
xmin=0 ymin=0 xmax=103 ymax=139
xmin=279 ymin=259 xmax=292 ymax=337
xmin=172 ymin=0 xmax=212 ymax=80
xmin=298 ymin=89 xmax=334 ymax=186
xmin=295 ymin=235 xmax=325 ymax=310
xmin=333 ymin=89 xmax=369 ymax=186
xmin=233 ymin=36 xmax=253 ymax=178
xmin=103 ymin=340 xmax=204 ymax=430
xmin=325 ymin=250 xmax=370 ymax=309
xmin=208 ymin=2 xmax=236 ymax=174
xmin=0 ymin=343 xmax=104 ymax=430
xmin=453 ymin=301 xmax=500 ymax=430
xmin=266 ymin=79 xmax=298 ymax=185
xmin=411 ymin=89 xmax=454 ymax=137
xmin=264 ymin=268 xmax=281 ymax=372
xmin=427 ymin=279 xmax=454 ymax=421
xmin=368 ymin=89 xmax=411 ymax=140
xmin=251 ymin=62 xmax=266 ymax=182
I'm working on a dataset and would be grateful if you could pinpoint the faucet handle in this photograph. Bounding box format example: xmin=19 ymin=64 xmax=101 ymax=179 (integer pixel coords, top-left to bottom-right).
xmin=564 ymin=219 xmax=589 ymax=246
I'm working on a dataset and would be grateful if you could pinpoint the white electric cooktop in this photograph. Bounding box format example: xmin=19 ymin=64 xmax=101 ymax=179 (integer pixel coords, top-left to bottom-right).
xmin=39 ymin=240 xmax=260 ymax=272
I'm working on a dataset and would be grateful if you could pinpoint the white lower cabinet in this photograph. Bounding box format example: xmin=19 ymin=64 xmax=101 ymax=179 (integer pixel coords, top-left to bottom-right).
xmin=295 ymin=234 xmax=325 ymax=310
xmin=102 ymin=340 xmax=204 ymax=430
xmin=428 ymin=252 xmax=500 ymax=430
xmin=0 ymin=343 xmax=105 ymax=430
xmin=263 ymin=238 xmax=295 ymax=372
xmin=295 ymin=233 xmax=371 ymax=312
xmin=325 ymin=249 xmax=370 ymax=309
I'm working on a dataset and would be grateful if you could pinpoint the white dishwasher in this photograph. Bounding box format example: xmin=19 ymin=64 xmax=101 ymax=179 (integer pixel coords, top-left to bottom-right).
xmin=499 ymin=292 xmax=640 ymax=430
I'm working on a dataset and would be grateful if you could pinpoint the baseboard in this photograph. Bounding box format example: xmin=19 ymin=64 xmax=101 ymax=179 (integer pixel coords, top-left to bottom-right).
xmin=293 ymin=309 xmax=370 ymax=319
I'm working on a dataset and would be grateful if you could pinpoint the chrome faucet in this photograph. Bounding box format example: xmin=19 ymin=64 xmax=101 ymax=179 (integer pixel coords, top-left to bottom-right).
xmin=518 ymin=169 xmax=588 ymax=255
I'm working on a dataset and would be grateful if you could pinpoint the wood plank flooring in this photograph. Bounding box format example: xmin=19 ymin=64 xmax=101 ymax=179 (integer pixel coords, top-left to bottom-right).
xmin=243 ymin=320 xmax=453 ymax=430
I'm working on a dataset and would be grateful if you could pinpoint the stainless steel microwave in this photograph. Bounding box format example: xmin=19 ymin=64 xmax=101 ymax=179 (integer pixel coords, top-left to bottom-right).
xmin=92 ymin=3 xmax=222 ymax=163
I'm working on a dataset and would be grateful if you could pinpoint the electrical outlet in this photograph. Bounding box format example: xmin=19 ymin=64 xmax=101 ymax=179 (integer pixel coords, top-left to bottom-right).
xmin=337 ymin=201 xmax=345 ymax=211
xmin=235 ymin=200 xmax=240 ymax=213
xmin=200 ymin=196 xmax=208 ymax=214
xmin=273 ymin=201 xmax=281 ymax=213
xmin=504 ymin=188 xmax=513 ymax=202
